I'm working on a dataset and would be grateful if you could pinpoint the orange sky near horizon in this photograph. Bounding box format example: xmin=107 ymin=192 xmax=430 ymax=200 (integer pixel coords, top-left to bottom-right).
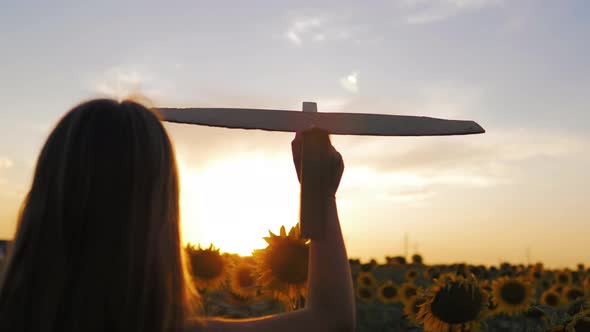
xmin=2 ymin=123 xmax=588 ymax=269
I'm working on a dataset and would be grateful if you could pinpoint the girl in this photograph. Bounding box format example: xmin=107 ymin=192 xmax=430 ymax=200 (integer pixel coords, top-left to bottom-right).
xmin=0 ymin=99 xmax=354 ymax=332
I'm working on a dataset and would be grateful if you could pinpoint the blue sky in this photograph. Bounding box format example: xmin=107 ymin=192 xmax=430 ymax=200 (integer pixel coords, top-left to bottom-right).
xmin=1 ymin=0 xmax=589 ymax=267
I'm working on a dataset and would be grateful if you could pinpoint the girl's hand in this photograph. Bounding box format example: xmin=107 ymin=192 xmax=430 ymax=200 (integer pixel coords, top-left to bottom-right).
xmin=291 ymin=128 xmax=344 ymax=197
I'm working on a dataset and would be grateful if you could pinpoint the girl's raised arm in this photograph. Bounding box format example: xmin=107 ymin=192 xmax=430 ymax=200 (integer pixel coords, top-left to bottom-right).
xmin=190 ymin=129 xmax=355 ymax=332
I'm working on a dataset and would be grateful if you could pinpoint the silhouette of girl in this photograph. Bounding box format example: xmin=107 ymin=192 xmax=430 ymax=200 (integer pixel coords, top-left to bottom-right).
xmin=0 ymin=99 xmax=355 ymax=332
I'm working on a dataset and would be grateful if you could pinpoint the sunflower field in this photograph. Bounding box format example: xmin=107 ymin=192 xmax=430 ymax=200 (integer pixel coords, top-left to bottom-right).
xmin=180 ymin=224 xmax=590 ymax=332
xmin=1 ymin=225 xmax=590 ymax=331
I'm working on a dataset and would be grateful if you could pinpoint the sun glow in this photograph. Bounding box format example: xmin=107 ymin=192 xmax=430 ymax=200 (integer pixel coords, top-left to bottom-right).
xmin=177 ymin=153 xmax=300 ymax=256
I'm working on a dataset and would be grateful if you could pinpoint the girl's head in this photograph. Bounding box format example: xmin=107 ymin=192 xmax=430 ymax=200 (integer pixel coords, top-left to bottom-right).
xmin=0 ymin=99 xmax=196 ymax=332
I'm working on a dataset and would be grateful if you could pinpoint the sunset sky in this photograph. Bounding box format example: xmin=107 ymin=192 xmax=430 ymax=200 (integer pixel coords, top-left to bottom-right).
xmin=1 ymin=1 xmax=589 ymax=268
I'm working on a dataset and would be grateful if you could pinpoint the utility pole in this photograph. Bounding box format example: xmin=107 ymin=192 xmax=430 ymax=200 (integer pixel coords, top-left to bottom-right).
xmin=404 ymin=233 xmax=409 ymax=259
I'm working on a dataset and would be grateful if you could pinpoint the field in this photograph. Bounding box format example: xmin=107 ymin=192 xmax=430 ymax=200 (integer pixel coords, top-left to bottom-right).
xmin=187 ymin=250 xmax=589 ymax=332
xmin=2 ymin=232 xmax=589 ymax=332
xmin=181 ymin=226 xmax=590 ymax=332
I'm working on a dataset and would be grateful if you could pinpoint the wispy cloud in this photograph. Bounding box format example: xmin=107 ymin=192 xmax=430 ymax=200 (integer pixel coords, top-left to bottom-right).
xmin=338 ymin=164 xmax=493 ymax=204
xmin=335 ymin=128 xmax=588 ymax=201
xmin=394 ymin=82 xmax=483 ymax=118
xmin=340 ymin=72 xmax=359 ymax=93
xmin=342 ymin=128 xmax=587 ymax=174
xmin=172 ymin=126 xmax=589 ymax=204
xmin=283 ymin=15 xmax=356 ymax=46
xmin=285 ymin=17 xmax=322 ymax=46
xmin=89 ymin=65 xmax=172 ymax=102
xmin=377 ymin=187 xmax=434 ymax=203
xmin=0 ymin=158 xmax=13 ymax=169
xmin=398 ymin=0 xmax=504 ymax=24
xmin=314 ymin=97 xmax=352 ymax=112
xmin=94 ymin=67 xmax=145 ymax=98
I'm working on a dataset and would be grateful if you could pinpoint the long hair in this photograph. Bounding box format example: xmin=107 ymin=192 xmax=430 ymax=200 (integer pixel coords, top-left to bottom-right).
xmin=0 ymin=99 xmax=197 ymax=332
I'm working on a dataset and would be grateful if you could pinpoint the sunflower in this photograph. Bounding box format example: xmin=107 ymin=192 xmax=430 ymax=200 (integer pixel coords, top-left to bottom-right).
xmin=412 ymin=254 xmax=424 ymax=265
xmin=480 ymin=280 xmax=492 ymax=294
xmin=356 ymin=272 xmax=377 ymax=288
xmin=480 ymin=281 xmax=498 ymax=317
xmin=185 ymin=243 xmax=227 ymax=290
xmin=500 ymin=270 xmax=514 ymax=278
xmin=486 ymin=297 xmax=499 ymax=317
xmin=572 ymin=271 xmax=582 ymax=285
xmin=389 ymin=256 xmax=407 ymax=265
xmin=541 ymin=289 xmax=562 ymax=308
xmin=406 ymin=268 xmax=419 ymax=282
xmin=546 ymin=310 xmax=590 ymax=332
xmin=469 ymin=266 xmax=484 ymax=279
xmin=424 ymin=267 xmax=441 ymax=280
xmin=491 ymin=276 xmax=534 ymax=316
xmin=377 ymin=280 xmax=399 ymax=304
xmin=230 ymin=262 xmax=258 ymax=299
xmin=556 ymin=270 xmax=573 ymax=286
xmin=417 ymin=274 xmax=488 ymax=332
xmin=348 ymin=258 xmax=361 ymax=267
xmin=404 ymin=296 xmax=426 ymax=325
xmin=541 ymin=280 xmax=552 ymax=291
xmin=360 ymin=263 xmax=373 ymax=272
xmin=563 ymin=286 xmax=586 ymax=304
xmin=455 ymin=264 xmax=469 ymax=278
xmin=399 ymin=282 xmax=419 ymax=304
xmin=529 ymin=268 xmax=544 ymax=282
xmin=254 ymin=224 xmax=309 ymax=302
xmin=356 ymin=287 xmax=374 ymax=302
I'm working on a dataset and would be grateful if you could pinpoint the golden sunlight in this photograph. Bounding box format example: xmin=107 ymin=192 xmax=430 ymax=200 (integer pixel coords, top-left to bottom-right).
xmin=177 ymin=153 xmax=300 ymax=256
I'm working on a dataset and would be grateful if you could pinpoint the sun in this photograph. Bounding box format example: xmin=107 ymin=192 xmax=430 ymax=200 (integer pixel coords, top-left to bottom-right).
xmin=177 ymin=153 xmax=300 ymax=256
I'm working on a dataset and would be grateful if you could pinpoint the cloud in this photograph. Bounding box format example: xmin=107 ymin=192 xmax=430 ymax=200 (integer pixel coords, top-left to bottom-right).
xmin=94 ymin=67 xmax=144 ymax=98
xmin=89 ymin=65 xmax=172 ymax=102
xmin=168 ymin=125 xmax=588 ymax=204
xmin=312 ymin=33 xmax=326 ymax=42
xmin=333 ymin=128 xmax=588 ymax=202
xmin=340 ymin=72 xmax=359 ymax=93
xmin=0 ymin=158 xmax=13 ymax=169
xmin=377 ymin=187 xmax=434 ymax=203
xmin=314 ymin=97 xmax=352 ymax=112
xmin=161 ymin=83 xmax=587 ymax=204
xmin=283 ymin=15 xmax=358 ymax=46
xmin=392 ymin=82 xmax=483 ymax=118
xmin=397 ymin=0 xmax=504 ymax=24
xmin=286 ymin=30 xmax=302 ymax=45
xmin=321 ymin=81 xmax=482 ymax=118
xmin=337 ymin=163 xmax=493 ymax=204
xmin=345 ymin=129 xmax=583 ymax=171
xmin=285 ymin=17 xmax=322 ymax=46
